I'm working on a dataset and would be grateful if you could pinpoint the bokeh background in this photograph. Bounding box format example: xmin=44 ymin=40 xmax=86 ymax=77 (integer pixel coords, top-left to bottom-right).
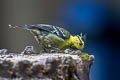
xmin=0 ymin=0 xmax=120 ymax=80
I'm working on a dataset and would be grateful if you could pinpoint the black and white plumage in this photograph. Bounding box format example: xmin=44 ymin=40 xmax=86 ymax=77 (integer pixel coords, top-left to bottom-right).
xmin=24 ymin=24 xmax=70 ymax=39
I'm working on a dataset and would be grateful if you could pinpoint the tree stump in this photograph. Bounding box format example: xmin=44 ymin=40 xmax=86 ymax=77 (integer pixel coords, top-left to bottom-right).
xmin=0 ymin=46 xmax=94 ymax=80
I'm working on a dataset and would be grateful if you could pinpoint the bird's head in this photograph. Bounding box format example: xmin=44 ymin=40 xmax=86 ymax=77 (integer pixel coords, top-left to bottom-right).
xmin=71 ymin=33 xmax=86 ymax=50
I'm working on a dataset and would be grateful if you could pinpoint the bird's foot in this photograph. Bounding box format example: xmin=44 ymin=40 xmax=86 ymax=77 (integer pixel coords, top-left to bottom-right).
xmin=50 ymin=48 xmax=60 ymax=53
xmin=64 ymin=49 xmax=73 ymax=53
xmin=64 ymin=49 xmax=82 ymax=54
xmin=74 ymin=50 xmax=82 ymax=54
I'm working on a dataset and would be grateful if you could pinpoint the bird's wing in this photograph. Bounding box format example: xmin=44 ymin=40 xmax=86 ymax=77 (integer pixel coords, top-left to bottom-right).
xmin=25 ymin=24 xmax=71 ymax=39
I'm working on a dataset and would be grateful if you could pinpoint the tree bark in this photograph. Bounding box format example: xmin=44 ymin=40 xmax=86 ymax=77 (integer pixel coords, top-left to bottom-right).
xmin=0 ymin=46 xmax=94 ymax=80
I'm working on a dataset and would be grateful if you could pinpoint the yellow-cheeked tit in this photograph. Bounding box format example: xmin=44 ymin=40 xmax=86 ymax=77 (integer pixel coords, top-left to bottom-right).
xmin=9 ymin=24 xmax=86 ymax=53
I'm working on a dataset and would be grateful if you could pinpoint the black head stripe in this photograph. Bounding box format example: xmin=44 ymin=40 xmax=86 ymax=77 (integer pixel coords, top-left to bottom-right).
xmin=77 ymin=36 xmax=83 ymax=45
xmin=77 ymin=35 xmax=80 ymax=41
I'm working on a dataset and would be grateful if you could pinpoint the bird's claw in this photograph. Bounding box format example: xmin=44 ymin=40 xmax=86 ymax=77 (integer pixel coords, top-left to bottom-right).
xmin=50 ymin=48 xmax=60 ymax=53
xmin=75 ymin=50 xmax=82 ymax=53
xmin=64 ymin=49 xmax=73 ymax=53
xmin=64 ymin=49 xmax=82 ymax=54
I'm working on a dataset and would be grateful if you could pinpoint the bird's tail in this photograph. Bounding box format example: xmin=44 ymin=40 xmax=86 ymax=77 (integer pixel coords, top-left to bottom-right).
xmin=8 ymin=24 xmax=23 ymax=28
xmin=8 ymin=24 xmax=37 ymax=30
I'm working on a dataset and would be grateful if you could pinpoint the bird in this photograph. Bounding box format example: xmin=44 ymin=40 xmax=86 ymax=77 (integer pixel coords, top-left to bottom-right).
xmin=9 ymin=24 xmax=86 ymax=53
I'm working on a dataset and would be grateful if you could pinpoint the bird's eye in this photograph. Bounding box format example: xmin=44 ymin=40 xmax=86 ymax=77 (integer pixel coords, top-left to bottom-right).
xmin=79 ymin=41 xmax=83 ymax=46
